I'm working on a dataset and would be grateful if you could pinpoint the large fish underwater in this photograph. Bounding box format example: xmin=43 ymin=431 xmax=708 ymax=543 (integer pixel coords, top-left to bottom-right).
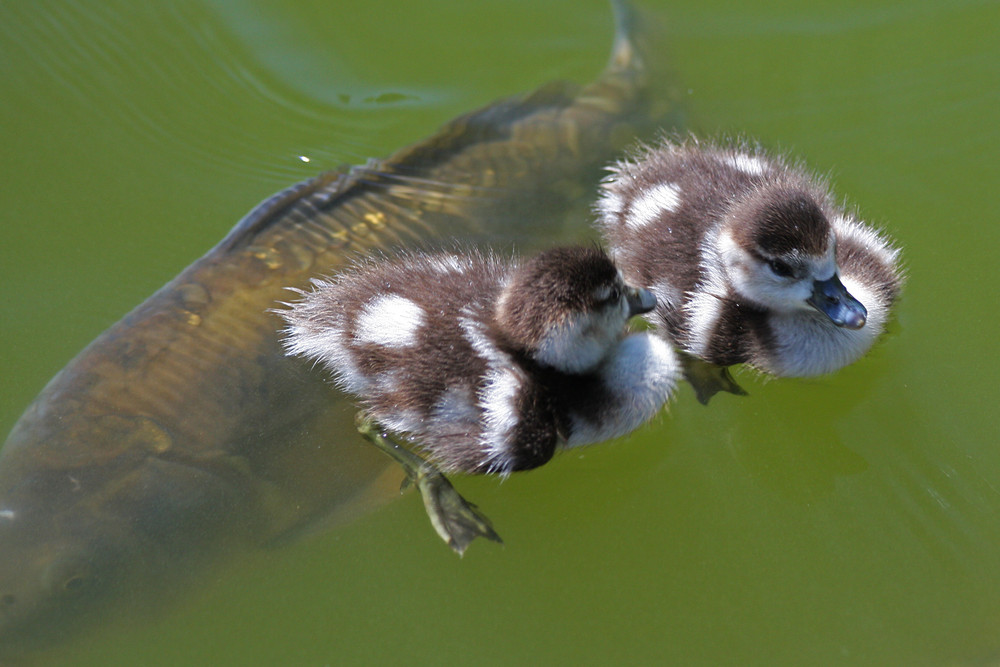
xmin=0 ymin=0 xmax=679 ymax=659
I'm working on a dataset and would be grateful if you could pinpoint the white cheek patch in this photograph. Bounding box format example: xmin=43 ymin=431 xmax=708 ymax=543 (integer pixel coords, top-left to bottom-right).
xmin=535 ymin=315 xmax=593 ymax=373
xmin=625 ymin=182 xmax=682 ymax=230
xmin=535 ymin=306 xmax=625 ymax=374
xmin=355 ymin=294 xmax=425 ymax=347
xmin=767 ymin=274 xmax=887 ymax=377
xmin=724 ymin=153 xmax=768 ymax=176
xmin=566 ymin=333 xmax=679 ymax=447
xmin=715 ymin=229 xmax=825 ymax=313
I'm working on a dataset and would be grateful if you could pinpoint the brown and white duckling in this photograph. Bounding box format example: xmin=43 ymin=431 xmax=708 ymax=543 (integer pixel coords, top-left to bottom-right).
xmin=597 ymin=137 xmax=903 ymax=393
xmin=278 ymin=245 xmax=679 ymax=551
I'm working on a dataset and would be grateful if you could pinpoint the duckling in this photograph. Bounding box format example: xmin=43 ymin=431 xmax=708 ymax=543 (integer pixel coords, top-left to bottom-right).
xmin=596 ymin=137 xmax=903 ymax=393
xmin=278 ymin=245 xmax=679 ymax=552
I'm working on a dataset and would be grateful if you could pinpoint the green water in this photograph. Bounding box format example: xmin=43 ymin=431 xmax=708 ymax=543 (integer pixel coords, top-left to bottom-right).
xmin=2 ymin=0 xmax=999 ymax=664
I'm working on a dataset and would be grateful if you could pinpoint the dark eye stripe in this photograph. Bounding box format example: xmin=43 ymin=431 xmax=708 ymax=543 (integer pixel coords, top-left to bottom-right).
xmin=768 ymin=259 xmax=795 ymax=278
xmin=592 ymin=285 xmax=622 ymax=305
xmin=750 ymin=247 xmax=800 ymax=279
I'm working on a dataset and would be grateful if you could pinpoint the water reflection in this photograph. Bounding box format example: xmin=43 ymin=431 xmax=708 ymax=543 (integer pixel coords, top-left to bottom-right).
xmin=0 ymin=0 xmax=401 ymax=183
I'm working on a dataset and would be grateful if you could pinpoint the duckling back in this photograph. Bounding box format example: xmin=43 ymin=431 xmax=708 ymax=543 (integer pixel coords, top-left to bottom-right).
xmin=280 ymin=251 xmax=527 ymax=472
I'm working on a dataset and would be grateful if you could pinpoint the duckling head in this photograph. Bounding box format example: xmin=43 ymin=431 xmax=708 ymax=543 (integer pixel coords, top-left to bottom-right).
xmin=496 ymin=246 xmax=656 ymax=374
xmin=718 ymin=184 xmax=867 ymax=329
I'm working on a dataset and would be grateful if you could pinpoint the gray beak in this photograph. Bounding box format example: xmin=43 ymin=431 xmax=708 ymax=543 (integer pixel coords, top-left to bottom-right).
xmin=626 ymin=286 xmax=657 ymax=317
xmin=807 ymin=275 xmax=867 ymax=329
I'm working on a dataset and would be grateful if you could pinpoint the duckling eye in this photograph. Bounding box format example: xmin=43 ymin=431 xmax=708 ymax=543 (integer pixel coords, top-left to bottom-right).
xmin=767 ymin=259 xmax=795 ymax=279
xmin=595 ymin=285 xmax=622 ymax=305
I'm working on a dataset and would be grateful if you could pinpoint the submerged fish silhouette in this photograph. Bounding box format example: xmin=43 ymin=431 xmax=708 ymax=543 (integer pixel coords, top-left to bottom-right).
xmin=0 ymin=1 xmax=679 ymax=656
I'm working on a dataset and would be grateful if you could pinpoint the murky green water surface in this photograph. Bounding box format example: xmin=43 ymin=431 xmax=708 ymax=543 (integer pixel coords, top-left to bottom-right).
xmin=2 ymin=0 xmax=999 ymax=664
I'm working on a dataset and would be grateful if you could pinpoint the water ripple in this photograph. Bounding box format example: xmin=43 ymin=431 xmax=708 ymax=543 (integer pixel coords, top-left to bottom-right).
xmin=0 ymin=0 xmax=449 ymax=184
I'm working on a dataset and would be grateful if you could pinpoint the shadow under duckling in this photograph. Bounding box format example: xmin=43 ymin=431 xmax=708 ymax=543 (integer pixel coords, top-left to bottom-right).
xmin=278 ymin=246 xmax=679 ymax=553
xmin=596 ymin=137 xmax=903 ymax=401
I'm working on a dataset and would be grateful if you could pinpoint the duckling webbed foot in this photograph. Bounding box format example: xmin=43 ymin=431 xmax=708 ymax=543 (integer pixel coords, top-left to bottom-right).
xmin=355 ymin=412 xmax=502 ymax=556
xmin=680 ymin=354 xmax=748 ymax=405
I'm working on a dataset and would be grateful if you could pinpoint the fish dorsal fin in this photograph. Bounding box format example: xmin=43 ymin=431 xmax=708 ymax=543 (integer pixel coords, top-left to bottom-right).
xmin=212 ymin=170 xmax=350 ymax=254
xmin=210 ymin=0 xmax=678 ymax=260
xmin=212 ymin=82 xmax=588 ymax=261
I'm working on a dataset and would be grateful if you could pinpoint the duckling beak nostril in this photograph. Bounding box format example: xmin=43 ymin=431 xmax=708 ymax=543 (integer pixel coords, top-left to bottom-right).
xmin=626 ymin=286 xmax=657 ymax=317
xmin=807 ymin=275 xmax=867 ymax=329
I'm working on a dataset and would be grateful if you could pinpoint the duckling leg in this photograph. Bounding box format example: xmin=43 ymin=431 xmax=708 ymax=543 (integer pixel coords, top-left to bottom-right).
xmin=354 ymin=412 xmax=502 ymax=556
xmin=680 ymin=354 xmax=748 ymax=405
